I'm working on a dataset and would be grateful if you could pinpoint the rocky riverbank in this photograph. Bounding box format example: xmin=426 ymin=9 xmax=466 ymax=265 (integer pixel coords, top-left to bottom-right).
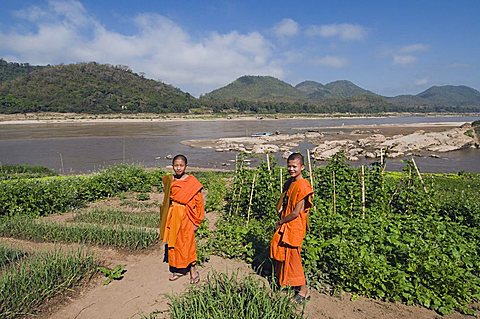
xmin=183 ymin=122 xmax=479 ymax=161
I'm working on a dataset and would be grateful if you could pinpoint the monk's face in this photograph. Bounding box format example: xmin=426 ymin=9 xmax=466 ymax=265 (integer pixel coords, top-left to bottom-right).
xmin=287 ymin=158 xmax=304 ymax=180
xmin=173 ymin=158 xmax=187 ymax=177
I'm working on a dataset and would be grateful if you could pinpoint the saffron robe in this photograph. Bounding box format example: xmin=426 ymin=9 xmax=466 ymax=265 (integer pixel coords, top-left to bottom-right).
xmin=161 ymin=175 xmax=204 ymax=269
xmin=270 ymin=178 xmax=313 ymax=287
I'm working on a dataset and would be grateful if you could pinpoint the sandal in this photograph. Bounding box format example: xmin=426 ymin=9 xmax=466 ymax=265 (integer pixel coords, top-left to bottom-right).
xmin=292 ymin=293 xmax=310 ymax=305
xmin=169 ymin=273 xmax=186 ymax=281
xmin=190 ymin=271 xmax=200 ymax=284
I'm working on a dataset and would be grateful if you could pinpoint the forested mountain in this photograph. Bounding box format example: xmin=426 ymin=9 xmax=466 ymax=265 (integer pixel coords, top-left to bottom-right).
xmin=1 ymin=59 xmax=479 ymax=114
xmin=0 ymin=62 xmax=197 ymax=113
xmin=0 ymin=59 xmax=46 ymax=82
xmin=202 ymin=75 xmax=306 ymax=102
xmin=387 ymin=85 xmax=480 ymax=112
xmin=417 ymin=85 xmax=480 ymax=105
xmin=204 ymin=76 xmax=480 ymax=113
xmin=296 ymin=80 xmax=379 ymax=99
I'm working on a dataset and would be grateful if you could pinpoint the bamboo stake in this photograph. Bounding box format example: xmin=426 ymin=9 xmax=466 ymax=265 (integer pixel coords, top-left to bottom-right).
xmin=59 ymin=153 xmax=64 ymax=174
xmin=411 ymin=157 xmax=427 ymax=193
xmin=232 ymin=157 xmax=244 ymax=216
xmin=361 ymin=165 xmax=366 ymax=218
xmin=306 ymin=149 xmax=314 ymax=190
xmin=332 ymin=171 xmax=336 ymax=215
xmin=246 ymin=173 xmax=257 ymax=224
xmin=266 ymin=153 xmax=271 ymax=172
xmin=279 ymin=167 xmax=283 ymax=192
xmin=306 ymin=149 xmax=318 ymax=216
xmin=122 ymin=137 xmax=126 ymax=162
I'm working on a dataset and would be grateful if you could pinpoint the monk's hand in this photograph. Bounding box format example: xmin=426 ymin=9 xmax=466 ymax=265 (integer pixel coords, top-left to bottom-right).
xmin=275 ymin=220 xmax=282 ymax=229
xmin=194 ymin=225 xmax=199 ymax=232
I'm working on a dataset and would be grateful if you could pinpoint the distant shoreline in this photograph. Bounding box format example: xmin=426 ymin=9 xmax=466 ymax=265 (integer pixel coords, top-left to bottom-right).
xmin=0 ymin=112 xmax=478 ymax=125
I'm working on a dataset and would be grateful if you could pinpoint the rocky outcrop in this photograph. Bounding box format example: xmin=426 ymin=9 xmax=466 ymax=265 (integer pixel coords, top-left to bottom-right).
xmin=312 ymin=127 xmax=478 ymax=161
xmin=184 ymin=124 xmax=478 ymax=161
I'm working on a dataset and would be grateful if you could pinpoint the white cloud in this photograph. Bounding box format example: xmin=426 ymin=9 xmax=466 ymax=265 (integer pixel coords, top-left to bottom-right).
xmin=273 ymin=18 xmax=299 ymax=39
xmin=306 ymin=23 xmax=367 ymax=40
xmin=0 ymin=1 xmax=284 ymax=96
xmin=415 ymin=78 xmax=429 ymax=85
xmin=393 ymin=55 xmax=417 ymax=65
xmin=448 ymin=63 xmax=469 ymax=68
xmin=313 ymin=56 xmax=348 ymax=68
xmin=400 ymin=43 xmax=429 ymax=53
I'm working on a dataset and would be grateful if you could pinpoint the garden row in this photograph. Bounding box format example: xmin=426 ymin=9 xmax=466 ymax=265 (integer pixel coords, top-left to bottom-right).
xmin=205 ymin=153 xmax=480 ymax=315
xmin=0 ymin=244 xmax=97 ymax=319
xmin=2 ymin=159 xmax=479 ymax=317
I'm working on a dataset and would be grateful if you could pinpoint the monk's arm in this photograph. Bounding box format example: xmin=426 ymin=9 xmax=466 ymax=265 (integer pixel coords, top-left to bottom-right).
xmin=276 ymin=197 xmax=306 ymax=228
xmin=193 ymin=191 xmax=205 ymax=231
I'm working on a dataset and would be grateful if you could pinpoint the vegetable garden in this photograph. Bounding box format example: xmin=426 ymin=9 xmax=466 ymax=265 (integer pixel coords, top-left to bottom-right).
xmin=0 ymin=156 xmax=479 ymax=318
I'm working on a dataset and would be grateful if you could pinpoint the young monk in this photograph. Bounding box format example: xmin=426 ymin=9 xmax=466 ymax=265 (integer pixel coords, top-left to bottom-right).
xmin=270 ymin=152 xmax=314 ymax=303
xmin=160 ymin=154 xmax=204 ymax=284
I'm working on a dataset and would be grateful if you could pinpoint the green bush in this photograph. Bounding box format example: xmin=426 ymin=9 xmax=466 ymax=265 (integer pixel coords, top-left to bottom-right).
xmin=214 ymin=153 xmax=480 ymax=315
xmin=0 ymin=164 xmax=58 ymax=180
xmin=0 ymin=164 xmax=166 ymax=217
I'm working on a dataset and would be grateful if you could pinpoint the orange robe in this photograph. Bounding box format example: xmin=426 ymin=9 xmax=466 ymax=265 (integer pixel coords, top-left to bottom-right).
xmin=162 ymin=175 xmax=204 ymax=270
xmin=270 ymin=178 xmax=313 ymax=287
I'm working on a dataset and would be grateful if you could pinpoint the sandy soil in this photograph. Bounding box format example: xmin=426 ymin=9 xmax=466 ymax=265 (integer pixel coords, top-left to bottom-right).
xmin=1 ymin=112 xmax=476 ymax=125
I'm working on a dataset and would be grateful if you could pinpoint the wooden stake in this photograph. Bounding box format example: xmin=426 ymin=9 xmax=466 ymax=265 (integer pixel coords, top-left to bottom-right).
xmin=361 ymin=165 xmax=366 ymax=218
xmin=411 ymin=157 xmax=427 ymax=193
xmin=332 ymin=171 xmax=336 ymax=215
xmin=306 ymin=149 xmax=314 ymax=190
xmin=122 ymin=137 xmax=126 ymax=162
xmin=59 ymin=153 xmax=64 ymax=174
xmin=279 ymin=167 xmax=283 ymax=192
xmin=246 ymin=173 xmax=257 ymax=224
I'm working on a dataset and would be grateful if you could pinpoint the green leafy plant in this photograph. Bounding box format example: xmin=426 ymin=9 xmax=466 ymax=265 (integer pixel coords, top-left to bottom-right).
xmin=98 ymin=264 xmax=126 ymax=285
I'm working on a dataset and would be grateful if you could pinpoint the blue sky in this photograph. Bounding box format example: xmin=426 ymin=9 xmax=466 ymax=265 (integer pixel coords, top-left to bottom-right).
xmin=0 ymin=0 xmax=479 ymax=97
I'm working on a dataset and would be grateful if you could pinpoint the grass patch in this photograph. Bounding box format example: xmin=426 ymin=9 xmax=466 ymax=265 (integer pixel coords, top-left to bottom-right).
xmin=0 ymin=250 xmax=97 ymax=319
xmin=120 ymin=199 xmax=158 ymax=209
xmin=0 ymin=216 xmax=158 ymax=250
xmin=73 ymin=208 xmax=160 ymax=228
xmin=0 ymin=245 xmax=27 ymax=268
xmin=167 ymin=272 xmax=303 ymax=319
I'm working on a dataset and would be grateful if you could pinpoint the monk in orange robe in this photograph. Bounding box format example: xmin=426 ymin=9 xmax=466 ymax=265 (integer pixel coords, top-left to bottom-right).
xmin=160 ymin=154 xmax=204 ymax=284
xmin=270 ymin=152 xmax=313 ymax=302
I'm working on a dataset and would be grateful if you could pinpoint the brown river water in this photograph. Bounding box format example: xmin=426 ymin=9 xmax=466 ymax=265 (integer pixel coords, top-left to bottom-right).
xmin=0 ymin=116 xmax=479 ymax=173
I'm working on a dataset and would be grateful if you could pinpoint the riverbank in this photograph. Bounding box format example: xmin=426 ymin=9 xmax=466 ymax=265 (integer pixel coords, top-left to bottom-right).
xmin=1 ymin=111 xmax=479 ymax=125
xmin=183 ymin=121 xmax=479 ymax=161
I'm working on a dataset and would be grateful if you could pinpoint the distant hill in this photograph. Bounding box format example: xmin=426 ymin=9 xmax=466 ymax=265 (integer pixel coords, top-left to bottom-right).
xmin=204 ymin=76 xmax=480 ymax=112
xmin=387 ymin=85 xmax=480 ymax=111
xmin=1 ymin=59 xmax=479 ymax=114
xmin=417 ymin=85 xmax=480 ymax=105
xmin=296 ymin=80 xmax=378 ymax=99
xmin=0 ymin=62 xmax=197 ymax=113
xmin=202 ymin=75 xmax=306 ymax=102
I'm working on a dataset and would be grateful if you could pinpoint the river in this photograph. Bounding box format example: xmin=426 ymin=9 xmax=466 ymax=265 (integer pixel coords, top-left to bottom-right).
xmin=0 ymin=115 xmax=479 ymax=173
